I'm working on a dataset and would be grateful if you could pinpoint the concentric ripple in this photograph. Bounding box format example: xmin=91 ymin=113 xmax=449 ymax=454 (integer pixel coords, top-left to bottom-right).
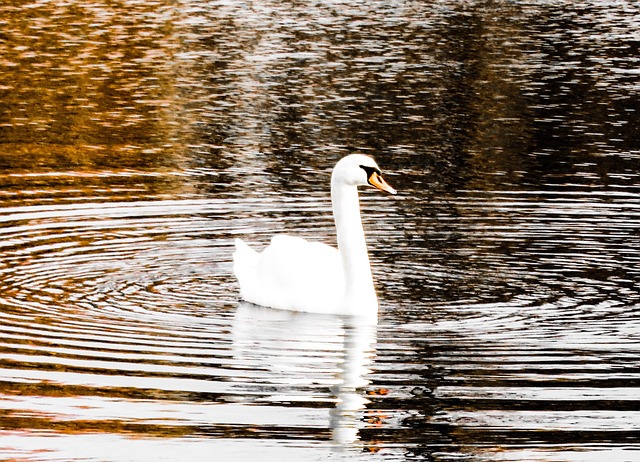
xmin=0 ymin=200 xmax=240 ymax=401
xmin=1 ymin=0 xmax=639 ymax=457
xmin=0 ymin=189 xmax=639 ymax=460
xmin=0 ymin=201 xmax=232 ymax=319
xmin=0 ymin=197 xmax=387 ymax=459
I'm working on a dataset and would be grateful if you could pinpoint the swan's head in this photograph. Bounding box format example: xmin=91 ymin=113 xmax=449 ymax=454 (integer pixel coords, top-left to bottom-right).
xmin=332 ymin=154 xmax=397 ymax=195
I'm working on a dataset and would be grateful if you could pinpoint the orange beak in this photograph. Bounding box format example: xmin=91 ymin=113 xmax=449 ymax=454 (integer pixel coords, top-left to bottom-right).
xmin=369 ymin=172 xmax=397 ymax=195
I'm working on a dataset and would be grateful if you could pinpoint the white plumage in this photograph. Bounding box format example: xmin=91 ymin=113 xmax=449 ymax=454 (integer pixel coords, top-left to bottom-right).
xmin=233 ymin=154 xmax=396 ymax=319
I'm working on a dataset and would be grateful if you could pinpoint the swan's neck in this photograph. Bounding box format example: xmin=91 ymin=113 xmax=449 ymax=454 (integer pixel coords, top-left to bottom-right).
xmin=331 ymin=180 xmax=378 ymax=314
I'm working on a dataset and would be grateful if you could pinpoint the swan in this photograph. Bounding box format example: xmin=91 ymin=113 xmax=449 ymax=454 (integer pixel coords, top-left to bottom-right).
xmin=233 ymin=154 xmax=396 ymax=318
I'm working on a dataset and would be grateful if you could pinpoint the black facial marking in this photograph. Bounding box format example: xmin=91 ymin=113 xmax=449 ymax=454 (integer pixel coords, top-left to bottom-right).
xmin=359 ymin=165 xmax=381 ymax=181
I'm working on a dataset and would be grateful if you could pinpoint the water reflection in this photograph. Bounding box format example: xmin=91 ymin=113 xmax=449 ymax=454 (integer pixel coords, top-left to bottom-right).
xmin=0 ymin=0 xmax=639 ymax=460
xmin=233 ymin=302 xmax=377 ymax=447
xmin=0 ymin=1 xmax=189 ymax=172
xmin=1 ymin=1 xmax=637 ymax=193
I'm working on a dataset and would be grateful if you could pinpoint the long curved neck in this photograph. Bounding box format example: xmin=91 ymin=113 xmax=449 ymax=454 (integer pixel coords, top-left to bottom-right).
xmin=331 ymin=178 xmax=377 ymax=314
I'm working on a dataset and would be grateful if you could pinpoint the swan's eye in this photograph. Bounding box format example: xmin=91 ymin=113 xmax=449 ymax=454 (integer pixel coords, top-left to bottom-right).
xmin=359 ymin=165 xmax=381 ymax=181
xmin=360 ymin=164 xmax=397 ymax=195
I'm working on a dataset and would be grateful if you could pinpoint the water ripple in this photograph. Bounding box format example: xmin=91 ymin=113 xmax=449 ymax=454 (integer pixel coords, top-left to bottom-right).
xmin=0 ymin=188 xmax=637 ymax=459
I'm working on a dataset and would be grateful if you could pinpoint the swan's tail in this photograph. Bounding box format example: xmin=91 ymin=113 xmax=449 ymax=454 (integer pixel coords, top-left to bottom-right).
xmin=233 ymin=239 xmax=259 ymax=296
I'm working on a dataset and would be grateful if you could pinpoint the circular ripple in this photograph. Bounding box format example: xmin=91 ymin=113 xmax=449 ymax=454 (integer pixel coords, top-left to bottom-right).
xmin=0 ymin=200 xmax=234 ymax=318
xmin=0 ymin=197 xmax=355 ymax=403
xmin=1 ymin=191 xmax=640 ymax=456
xmin=0 ymin=198 xmax=379 ymax=447
xmin=0 ymin=200 xmax=248 ymax=399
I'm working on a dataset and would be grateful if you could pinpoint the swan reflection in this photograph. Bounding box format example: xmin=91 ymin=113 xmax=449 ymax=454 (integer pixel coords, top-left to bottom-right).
xmin=232 ymin=302 xmax=378 ymax=446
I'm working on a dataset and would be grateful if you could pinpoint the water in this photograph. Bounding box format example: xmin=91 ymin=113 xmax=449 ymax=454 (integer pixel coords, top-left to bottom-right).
xmin=1 ymin=0 xmax=640 ymax=460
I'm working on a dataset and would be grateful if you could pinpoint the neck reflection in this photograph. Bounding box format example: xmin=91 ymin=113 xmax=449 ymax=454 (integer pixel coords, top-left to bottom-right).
xmin=232 ymin=302 xmax=378 ymax=447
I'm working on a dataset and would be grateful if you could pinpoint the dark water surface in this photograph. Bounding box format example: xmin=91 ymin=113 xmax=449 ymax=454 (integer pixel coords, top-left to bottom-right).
xmin=1 ymin=1 xmax=640 ymax=460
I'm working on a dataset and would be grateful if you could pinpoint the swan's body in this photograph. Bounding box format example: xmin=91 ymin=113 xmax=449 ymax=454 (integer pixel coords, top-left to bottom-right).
xmin=233 ymin=154 xmax=396 ymax=319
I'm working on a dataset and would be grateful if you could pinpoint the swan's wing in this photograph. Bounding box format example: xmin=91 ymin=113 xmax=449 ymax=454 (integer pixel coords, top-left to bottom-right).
xmin=256 ymin=235 xmax=344 ymax=311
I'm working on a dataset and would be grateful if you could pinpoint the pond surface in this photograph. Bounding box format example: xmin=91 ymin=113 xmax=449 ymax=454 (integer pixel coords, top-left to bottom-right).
xmin=1 ymin=1 xmax=640 ymax=460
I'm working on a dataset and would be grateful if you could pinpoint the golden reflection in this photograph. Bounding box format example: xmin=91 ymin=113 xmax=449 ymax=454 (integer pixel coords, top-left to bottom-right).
xmin=0 ymin=1 xmax=638 ymax=459
xmin=0 ymin=1 xmax=187 ymax=172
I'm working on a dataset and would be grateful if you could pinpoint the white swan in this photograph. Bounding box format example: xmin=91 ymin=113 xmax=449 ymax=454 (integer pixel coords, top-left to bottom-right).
xmin=233 ymin=154 xmax=396 ymax=318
